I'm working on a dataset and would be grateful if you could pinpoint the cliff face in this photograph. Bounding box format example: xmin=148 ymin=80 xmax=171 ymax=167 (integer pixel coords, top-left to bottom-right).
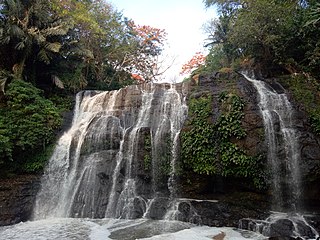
xmin=181 ymin=72 xmax=320 ymax=209
xmin=0 ymin=72 xmax=319 ymax=229
xmin=177 ymin=72 xmax=320 ymax=234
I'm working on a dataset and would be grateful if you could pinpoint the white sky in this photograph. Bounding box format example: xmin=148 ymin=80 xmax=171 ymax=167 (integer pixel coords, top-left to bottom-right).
xmin=109 ymin=0 xmax=217 ymax=82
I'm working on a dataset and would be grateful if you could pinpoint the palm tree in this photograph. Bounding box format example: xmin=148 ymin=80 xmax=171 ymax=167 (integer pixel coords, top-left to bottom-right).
xmin=0 ymin=0 xmax=72 ymax=80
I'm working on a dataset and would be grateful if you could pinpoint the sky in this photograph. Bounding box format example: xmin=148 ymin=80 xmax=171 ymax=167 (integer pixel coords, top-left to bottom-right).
xmin=109 ymin=0 xmax=217 ymax=82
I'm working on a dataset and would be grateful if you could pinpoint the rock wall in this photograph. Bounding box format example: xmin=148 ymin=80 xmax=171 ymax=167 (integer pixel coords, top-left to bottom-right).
xmin=0 ymin=175 xmax=40 ymax=226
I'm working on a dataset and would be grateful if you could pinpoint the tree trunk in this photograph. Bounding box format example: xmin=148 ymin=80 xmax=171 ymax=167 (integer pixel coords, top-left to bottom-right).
xmin=12 ymin=54 xmax=27 ymax=80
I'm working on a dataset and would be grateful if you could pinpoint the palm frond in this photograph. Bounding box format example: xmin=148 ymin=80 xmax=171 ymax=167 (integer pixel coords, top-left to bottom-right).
xmin=45 ymin=42 xmax=61 ymax=53
xmin=0 ymin=70 xmax=12 ymax=94
xmin=6 ymin=0 xmax=23 ymax=17
xmin=42 ymin=24 xmax=71 ymax=37
xmin=71 ymin=47 xmax=94 ymax=59
xmin=37 ymin=48 xmax=50 ymax=64
xmin=15 ymin=40 xmax=25 ymax=50
xmin=34 ymin=33 xmax=46 ymax=44
xmin=0 ymin=27 xmax=11 ymax=44
xmin=305 ymin=3 xmax=320 ymax=26
xmin=41 ymin=19 xmax=74 ymax=37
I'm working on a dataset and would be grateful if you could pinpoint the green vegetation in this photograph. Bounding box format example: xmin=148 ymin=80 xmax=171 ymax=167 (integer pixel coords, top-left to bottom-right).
xmin=203 ymin=0 xmax=320 ymax=79
xmin=0 ymin=0 xmax=167 ymax=91
xmin=160 ymin=134 xmax=173 ymax=175
xmin=179 ymin=0 xmax=320 ymax=190
xmin=181 ymin=95 xmax=216 ymax=174
xmin=0 ymin=80 xmax=61 ymax=174
xmin=143 ymin=133 xmax=152 ymax=171
xmin=279 ymin=74 xmax=320 ymax=135
xmin=181 ymin=93 xmax=265 ymax=189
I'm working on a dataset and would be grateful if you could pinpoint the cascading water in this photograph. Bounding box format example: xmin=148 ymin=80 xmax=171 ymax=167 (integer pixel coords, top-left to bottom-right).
xmin=33 ymin=83 xmax=188 ymax=220
xmin=244 ymin=74 xmax=301 ymax=211
xmin=241 ymin=74 xmax=319 ymax=239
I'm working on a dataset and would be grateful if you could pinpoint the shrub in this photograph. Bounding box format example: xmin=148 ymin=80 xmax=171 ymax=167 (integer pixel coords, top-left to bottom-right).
xmin=0 ymin=80 xmax=61 ymax=173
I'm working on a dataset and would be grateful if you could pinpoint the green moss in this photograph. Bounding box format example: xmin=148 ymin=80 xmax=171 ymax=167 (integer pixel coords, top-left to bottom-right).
xmin=23 ymin=144 xmax=55 ymax=172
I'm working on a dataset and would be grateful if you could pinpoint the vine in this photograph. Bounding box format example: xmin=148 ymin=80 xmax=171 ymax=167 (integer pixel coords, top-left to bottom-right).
xmin=181 ymin=95 xmax=217 ymax=175
xmin=181 ymin=92 xmax=265 ymax=189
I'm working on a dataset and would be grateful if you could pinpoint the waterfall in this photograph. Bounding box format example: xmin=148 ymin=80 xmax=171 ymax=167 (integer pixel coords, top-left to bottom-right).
xmin=243 ymin=74 xmax=301 ymax=211
xmin=240 ymin=74 xmax=319 ymax=239
xmin=32 ymin=83 xmax=188 ymax=220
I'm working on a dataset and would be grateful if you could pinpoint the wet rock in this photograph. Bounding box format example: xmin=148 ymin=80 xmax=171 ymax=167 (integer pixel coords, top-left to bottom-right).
xmin=240 ymin=213 xmax=319 ymax=239
xmin=266 ymin=219 xmax=295 ymax=238
xmin=0 ymin=175 xmax=41 ymax=226
xmin=147 ymin=197 xmax=169 ymax=219
xmin=129 ymin=197 xmax=146 ymax=219
xmin=2 ymin=73 xmax=320 ymax=229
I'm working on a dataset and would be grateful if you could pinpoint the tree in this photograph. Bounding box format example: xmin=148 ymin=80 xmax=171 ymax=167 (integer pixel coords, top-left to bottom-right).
xmin=203 ymin=0 xmax=243 ymax=10
xmin=180 ymin=52 xmax=206 ymax=75
xmin=0 ymin=0 xmax=170 ymax=93
xmin=204 ymin=12 xmax=237 ymax=65
xmin=228 ymin=0 xmax=297 ymax=68
xmin=0 ymin=0 xmax=73 ymax=80
xmin=203 ymin=0 xmax=320 ymax=76
xmin=123 ymin=21 xmax=168 ymax=82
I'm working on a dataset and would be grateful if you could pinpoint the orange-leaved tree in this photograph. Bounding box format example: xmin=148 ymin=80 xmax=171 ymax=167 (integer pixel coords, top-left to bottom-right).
xmin=127 ymin=21 xmax=168 ymax=82
xmin=180 ymin=52 xmax=206 ymax=75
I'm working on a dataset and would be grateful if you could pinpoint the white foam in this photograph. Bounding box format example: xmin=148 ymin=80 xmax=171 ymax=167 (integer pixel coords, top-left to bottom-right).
xmin=138 ymin=226 xmax=266 ymax=240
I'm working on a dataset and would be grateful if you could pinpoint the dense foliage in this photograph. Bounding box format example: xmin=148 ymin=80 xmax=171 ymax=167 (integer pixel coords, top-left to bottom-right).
xmin=203 ymin=0 xmax=320 ymax=78
xmin=181 ymin=93 xmax=265 ymax=189
xmin=279 ymin=74 xmax=320 ymax=135
xmin=0 ymin=80 xmax=61 ymax=174
xmin=0 ymin=0 xmax=167 ymax=93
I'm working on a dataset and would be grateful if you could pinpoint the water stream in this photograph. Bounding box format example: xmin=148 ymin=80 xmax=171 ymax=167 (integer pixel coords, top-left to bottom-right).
xmin=242 ymin=74 xmax=319 ymax=239
xmin=244 ymin=74 xmax=301 ymax=211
